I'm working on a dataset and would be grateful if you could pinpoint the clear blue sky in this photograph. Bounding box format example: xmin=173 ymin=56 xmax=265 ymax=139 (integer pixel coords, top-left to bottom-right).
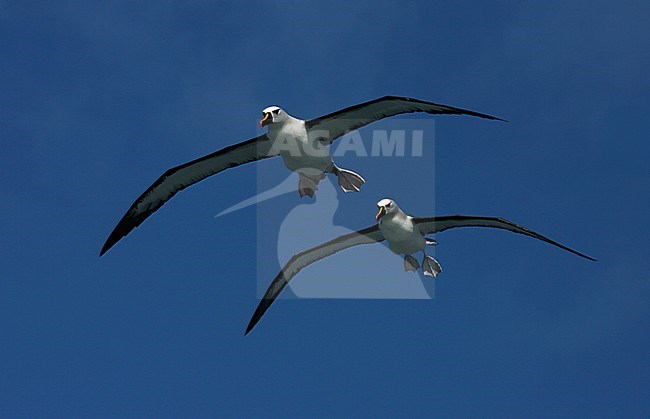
xmin=2 ymin=1 xmax=649 ymax=416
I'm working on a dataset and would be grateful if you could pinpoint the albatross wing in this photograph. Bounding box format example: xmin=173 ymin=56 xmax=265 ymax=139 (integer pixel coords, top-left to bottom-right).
xmin=246 ymin=214 xmax=594 ymax=334
xmin=245 ymin=225 xmax=384 ymax=334
xmin=100 ymin=135 xmax=276 ymax=256
xmin=414 ymin=215 xmax=596 ymax=261
xmin=305 ymin=95 xmax=506 ymax=144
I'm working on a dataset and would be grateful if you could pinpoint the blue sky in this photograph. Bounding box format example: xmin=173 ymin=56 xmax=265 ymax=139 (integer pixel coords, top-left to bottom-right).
xmin=1 ymin=1 xmax=649 ymax=416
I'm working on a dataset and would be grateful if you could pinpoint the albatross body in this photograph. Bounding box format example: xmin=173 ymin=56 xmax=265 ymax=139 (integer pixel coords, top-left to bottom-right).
xmin=245 ymin=199 xmax=595 ymax=334
xmin=262 ymin=105 xmax=362 ymax=196
xmin=376 ymin=198 xmax=441 ymax=276
xmin=100 ymin=96 xmax=504 ymax=256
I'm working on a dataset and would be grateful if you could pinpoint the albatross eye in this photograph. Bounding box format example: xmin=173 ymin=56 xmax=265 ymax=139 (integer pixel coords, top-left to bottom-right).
xmin=273 ymin=109 xmax=280 ymax=115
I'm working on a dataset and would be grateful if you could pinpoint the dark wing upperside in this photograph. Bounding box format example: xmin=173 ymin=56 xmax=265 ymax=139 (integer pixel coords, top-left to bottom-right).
xmin=100 ymin=134 xmax=276 ymax=256
xmin=305 ymin=95 xmax=505 ymax=144
xmin=245 ymin=225 xmax=384 ymax=334
xmin=414 ymin=215 xmax=595 ymax=261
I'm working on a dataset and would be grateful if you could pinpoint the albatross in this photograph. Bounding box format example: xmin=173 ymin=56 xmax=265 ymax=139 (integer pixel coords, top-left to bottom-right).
xmin=100 ymin=96 xmax=504 ymax=256
xmin=245 ymin=198 xmax=595 ymax=334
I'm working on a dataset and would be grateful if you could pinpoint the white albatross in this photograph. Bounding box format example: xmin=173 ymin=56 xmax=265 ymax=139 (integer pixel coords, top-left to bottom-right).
xmin=100 ymin=96 xmax=504 ymax=256
xmin=245 ymin=198 xmax=595 ymax=334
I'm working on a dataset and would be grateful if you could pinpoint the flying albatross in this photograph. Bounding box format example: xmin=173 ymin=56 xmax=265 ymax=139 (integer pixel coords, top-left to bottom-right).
xmin=100 ymin=96 xmax=504 ymax=256
xmin=245 ymin=198 xmax=595 ymax=334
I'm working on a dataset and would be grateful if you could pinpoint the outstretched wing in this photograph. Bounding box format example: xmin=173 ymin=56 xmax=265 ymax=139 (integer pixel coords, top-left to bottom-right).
xmin=100 ymin=135 xmax=276 ymax=256
xmin=414 ymin=215 xmax=595 ymax=261
xmin=245 ymin=225 xmax=385 ymax=334
xmin=305 ymin=95 xmax=505 ymax=144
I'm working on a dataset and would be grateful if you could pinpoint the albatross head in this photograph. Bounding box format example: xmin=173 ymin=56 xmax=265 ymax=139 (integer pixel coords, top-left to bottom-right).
xmin=260 ymin=106 xmax=289 ymax=127
xmin=376 ymin=198 xmax=399 ymax=221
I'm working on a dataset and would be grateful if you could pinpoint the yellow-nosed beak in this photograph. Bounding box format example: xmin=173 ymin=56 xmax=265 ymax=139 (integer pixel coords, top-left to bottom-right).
xmin=259 ymin=112 xmax=270 ymax=128
xmin=375 ymin=206 xmax=386 ymax=221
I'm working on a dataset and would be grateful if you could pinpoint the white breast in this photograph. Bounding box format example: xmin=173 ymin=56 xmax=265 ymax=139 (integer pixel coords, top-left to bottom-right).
xmin=269 ymin=120 xmax=332 ymax=173
xmin=379 ymin=215 xmax=426 ymax=256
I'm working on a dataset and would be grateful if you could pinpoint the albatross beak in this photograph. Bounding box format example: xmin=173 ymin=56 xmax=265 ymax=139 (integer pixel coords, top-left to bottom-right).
xmin=259 ymin=113 xmax=271 ymax=128
xmin=375 ymin=206 xmax=386 ymax=221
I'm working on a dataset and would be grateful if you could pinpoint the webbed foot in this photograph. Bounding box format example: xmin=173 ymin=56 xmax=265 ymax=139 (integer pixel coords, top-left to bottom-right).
xmin=298 ymin=173 xmax=323 ymax=197
xmin=404 ymin=254 xmax=420 ymax=272
xmin=422 ymin=254 xmax=442 ymax=278
xmin=333 ymin=165 xmax=365 ymax=193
